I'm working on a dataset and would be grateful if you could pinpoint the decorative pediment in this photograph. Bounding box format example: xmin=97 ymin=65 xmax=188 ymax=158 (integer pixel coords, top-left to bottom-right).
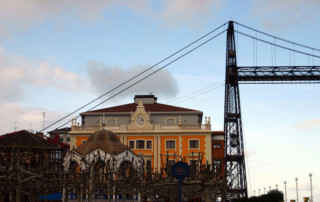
xmin=128 ymin=100 xmax=153 ymax=130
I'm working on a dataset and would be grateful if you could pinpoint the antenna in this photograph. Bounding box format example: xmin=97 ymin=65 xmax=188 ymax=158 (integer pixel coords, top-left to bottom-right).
xmin=42 ymin=112 xmax=46 ymax=131
xmin=14 ymin=121 xmax=17 ymax=132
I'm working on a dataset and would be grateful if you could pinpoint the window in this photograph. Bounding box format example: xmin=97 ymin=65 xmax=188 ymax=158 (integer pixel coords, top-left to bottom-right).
xmin=147 ymin=141 xmax=152 ymax=149
xmin=214 ymin=142 xmax=221 ymax=148
xmin=82 ymin=140 xmax=86 ymax=144
xmin=146 ymin=160 xmax=152 ymax=169
xmin=165 ymin=118 xmax=176 ymax=125
xmin=107 ymin=118 xmax=117 ymax=126
xmin=189 ymin=140 xmax=199 ymax=148
xmin=213 ymin=160 xmax=221 ymax=173
xmin=190 ymin=160 xmax=199 ymax=176
xmin=59 ymin=137 xmax=64 ymax=142
xmin=136 ymin=140 xmax=145 ymax=149
xmin=168 ymin=160 xmax=175 ymax=166
xmin=190 ymin=160 xmax=199 ymax=167
xmin=166 ymin=140 xmax=175 ymax=149
xmin=129 ymin=141 xmax=134 ymax=149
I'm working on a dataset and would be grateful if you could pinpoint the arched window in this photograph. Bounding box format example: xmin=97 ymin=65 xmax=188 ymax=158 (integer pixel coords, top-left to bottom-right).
xmin=119 ymin=161 xmax=133 ymax=178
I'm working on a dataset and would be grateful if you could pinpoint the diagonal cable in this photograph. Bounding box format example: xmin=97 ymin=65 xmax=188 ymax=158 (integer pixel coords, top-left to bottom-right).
xmin=41 ymin=23 xmax=228 ymax=132
xmin=56 ymin=30 xmax=227 ymax=129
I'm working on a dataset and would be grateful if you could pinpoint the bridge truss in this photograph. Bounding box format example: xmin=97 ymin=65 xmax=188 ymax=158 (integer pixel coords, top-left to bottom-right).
xmin=224 ymin=21 xmax=320 ymax=199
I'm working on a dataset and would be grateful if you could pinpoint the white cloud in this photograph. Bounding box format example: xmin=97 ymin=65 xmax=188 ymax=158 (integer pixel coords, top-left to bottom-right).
xmin=251 ymin=0 xmax=320 ymax=30
xmin=0 ymin=102 xmax=64 ymax=135
xmin=86 ymin=60 xmax=178 ymax=100
xmin=154 ymin=0 xmax=223 ymax=28
xmin=0 ymin=47 xmax=91 ymax=101
xmin=295 ymin=118 xmax=320 ymax=130
xmin=0 ymin=0 xmax=131 ymax=37
xmin=0 ymin=0 xmax=225 ymax=37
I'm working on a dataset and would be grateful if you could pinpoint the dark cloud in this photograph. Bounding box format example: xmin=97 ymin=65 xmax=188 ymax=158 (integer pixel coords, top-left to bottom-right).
xmin=86 ymin=60 xmax=178 ymax=100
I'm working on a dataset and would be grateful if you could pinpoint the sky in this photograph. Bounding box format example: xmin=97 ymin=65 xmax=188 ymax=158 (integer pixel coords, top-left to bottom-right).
xmin=1 ymin=0 xmax=320 ymax=200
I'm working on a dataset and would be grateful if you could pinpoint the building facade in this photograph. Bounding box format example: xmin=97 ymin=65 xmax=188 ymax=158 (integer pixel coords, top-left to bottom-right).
xmin=69 ymin=95 xmax=224 ymax=172
xmin=48 ymin=127 xmax=71 ymax=145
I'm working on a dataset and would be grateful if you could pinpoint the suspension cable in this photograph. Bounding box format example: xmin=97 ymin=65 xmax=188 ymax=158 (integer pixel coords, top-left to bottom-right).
xmin=235 ymin=30 xmax=320 ymax=59
xmin=41 ymin=23 xmax=228 ymax=132
xmin=166 ymin=80 xmax=225 ymax=105
xmin=170 ymin=83 xmax=225 ymax=106
xmin=56 ymin=30 xmax=227 ymax=129
xmin=234 ymin=21 xmax=320 ymax=52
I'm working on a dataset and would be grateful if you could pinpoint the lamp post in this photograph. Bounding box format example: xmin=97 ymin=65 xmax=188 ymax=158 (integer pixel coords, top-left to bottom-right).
xmin=264 ymin=187 xmax=266 ymax=194
xmin=295 ymin=177 xmax=299 ymax=202
xmin=269 ymin=186 xmax=271 ymax=192
xmin=258 ymin=188 xmax=260 ymax=196
xmin=253 ymin=190 xmax=255 ymax=196
xmin=284 ymin=181 xmax=287 ymax=202
xmin=309 ymin=173 xmax=313 ymax=202
xmin=276 ymin=184 xmax=278 ymax=190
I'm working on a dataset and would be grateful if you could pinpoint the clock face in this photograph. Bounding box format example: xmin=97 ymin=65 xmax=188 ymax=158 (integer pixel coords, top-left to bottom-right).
xmin=137 ymin=116 xmax=145 ymax=124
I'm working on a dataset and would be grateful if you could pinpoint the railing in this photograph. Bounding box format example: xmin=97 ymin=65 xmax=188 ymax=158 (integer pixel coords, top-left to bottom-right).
xmin=71 ymin=124 xmax=211 ymax=132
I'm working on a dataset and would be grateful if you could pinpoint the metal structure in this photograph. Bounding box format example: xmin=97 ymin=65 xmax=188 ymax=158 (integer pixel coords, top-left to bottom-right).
xmin=224 ymin=21 xmax=320 ymax=199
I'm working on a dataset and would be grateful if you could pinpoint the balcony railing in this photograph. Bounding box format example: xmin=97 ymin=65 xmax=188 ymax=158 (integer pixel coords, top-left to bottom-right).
xmin=71 ymin=123 xmax=211 ymax=132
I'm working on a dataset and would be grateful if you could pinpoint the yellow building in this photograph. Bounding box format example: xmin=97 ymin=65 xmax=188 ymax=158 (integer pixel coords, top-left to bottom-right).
xmin=69 ymin=95 xmax=215 ymax=171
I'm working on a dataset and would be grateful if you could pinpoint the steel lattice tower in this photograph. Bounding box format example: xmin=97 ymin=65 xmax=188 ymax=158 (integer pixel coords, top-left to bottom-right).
xmin=224 ymin=21 xmax=320 ymax=199
xmin=224 ymin=21 xmax=247 ymax=198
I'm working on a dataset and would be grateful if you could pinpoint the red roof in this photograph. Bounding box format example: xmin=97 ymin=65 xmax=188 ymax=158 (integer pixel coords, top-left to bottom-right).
xmin=84 ymin=103 xmax=201 ymax=114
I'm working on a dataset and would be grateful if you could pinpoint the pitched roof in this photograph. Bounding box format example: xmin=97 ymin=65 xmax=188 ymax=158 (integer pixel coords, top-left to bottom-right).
xmin=84 ymin=103 xmax=201 ymax=114
xmin=48 ymin=127 xmax=71 ymax=134
xmin=74 ymin=130 xmax=129 ymax=155
xmin=0 ymin=130 xmax=58 ymax=149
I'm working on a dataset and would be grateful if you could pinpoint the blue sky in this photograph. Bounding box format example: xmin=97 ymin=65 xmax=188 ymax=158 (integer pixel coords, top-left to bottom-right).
xmin=1 ymin=0 xmax=320 ymax=200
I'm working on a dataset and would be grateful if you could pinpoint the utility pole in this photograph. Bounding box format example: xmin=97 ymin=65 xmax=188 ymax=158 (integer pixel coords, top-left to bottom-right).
xmin=309 ymin=173 xmax=313 ymax=202
xmin=295 ymin=177 xmax=299 ymax=202
xmin=284 ymin=181 xmax=287 ymax=202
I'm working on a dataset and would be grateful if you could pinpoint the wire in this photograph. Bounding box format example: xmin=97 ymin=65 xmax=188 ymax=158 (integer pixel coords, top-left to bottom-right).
xmin=241 ymin=114 xmax=252 ymax=197
xmin=41 ymin=23 xmax=228 ymax=132
xmin=56 ymin=30 xmax=227 ymax=129
xmin=171 ymin=83 xmax=225 ymax=106
xmin=234 ymin=21 xmax=320 ymax=52
xmin=235 ymin=30 xmax=320 ymax=59
xmin=166 ymin=80 xmax=225 ymax=105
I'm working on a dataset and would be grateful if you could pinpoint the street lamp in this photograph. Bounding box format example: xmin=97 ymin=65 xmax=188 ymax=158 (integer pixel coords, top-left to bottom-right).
xmin=269 ymin=186 xmax=271 ymax=192
xmin=284 ymin=181 xmax=287 ymax=202
xmin=276 ymin=184 xmax=278 ymax=190
xmin=295 ymin=177 xmax=299 ymax=202
xmin=253 ymin=190 xmax=255 ymax=196
xmin=258 ymin=188 xmax=260 ymax=196
xmin=309 ymin=173 xmax=313 ymax=202
xmin=264 ymin=187 xmax=266 ymax=194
